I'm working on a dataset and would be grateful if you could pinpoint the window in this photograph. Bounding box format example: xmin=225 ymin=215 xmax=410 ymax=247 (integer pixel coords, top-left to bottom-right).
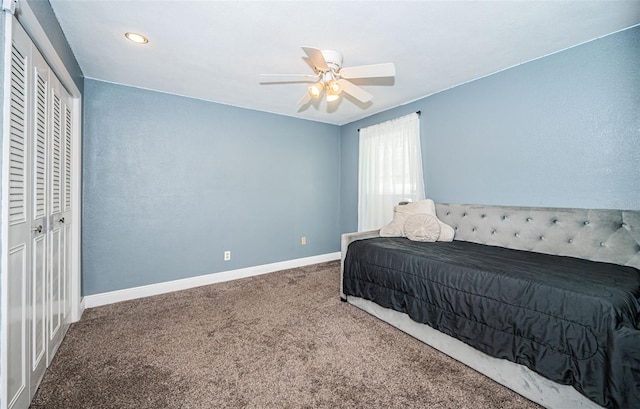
xmin=358 ymin=112 xmax=424 ymax=231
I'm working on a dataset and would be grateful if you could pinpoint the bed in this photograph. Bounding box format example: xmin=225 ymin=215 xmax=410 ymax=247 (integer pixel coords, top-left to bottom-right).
xmin=340 ymin=204 xmax=640 ymax=409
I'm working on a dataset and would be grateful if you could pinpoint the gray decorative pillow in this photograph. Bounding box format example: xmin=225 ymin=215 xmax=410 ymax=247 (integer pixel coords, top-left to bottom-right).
xmin=404 ymin=214 xmax=441 ymax=242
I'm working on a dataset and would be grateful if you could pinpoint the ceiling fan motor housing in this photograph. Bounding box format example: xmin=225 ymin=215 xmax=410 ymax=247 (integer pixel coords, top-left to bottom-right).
xmin=321 ymin=50 xmax=343 ymax=72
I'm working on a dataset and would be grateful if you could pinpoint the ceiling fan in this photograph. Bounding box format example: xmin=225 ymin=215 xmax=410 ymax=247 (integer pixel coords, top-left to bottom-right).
xmin=260 ymin=47 xmax=395 ymax=106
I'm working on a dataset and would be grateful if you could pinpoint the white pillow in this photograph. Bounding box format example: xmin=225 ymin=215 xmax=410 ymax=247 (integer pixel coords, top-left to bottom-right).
xmin=404 ymin=214 xmax=441 ymax=242
xmin=380 ymin=200 xmax=434 ymax=237
xmin=380 ymin=199 xmax=454 ymax=242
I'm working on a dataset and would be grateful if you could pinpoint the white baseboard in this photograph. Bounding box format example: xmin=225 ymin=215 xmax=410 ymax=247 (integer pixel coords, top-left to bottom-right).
xmin=70 ymin=297 xmax=85 ymax=323
xmin=84 ymin=252 xmax=340 ymax=309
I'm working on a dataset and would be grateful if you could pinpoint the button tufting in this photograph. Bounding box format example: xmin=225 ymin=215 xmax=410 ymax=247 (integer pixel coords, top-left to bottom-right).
xmin=491 ymin=230 xmax=496 ymax=235
xmin=481 ymin=214 xmax=486 ymax=218
xmin=446 ymin=212 xmax=450 ymax=216
xmin=515 ymin=233 xmax=520 ymax=238
xmin=463 ymin=213 xmax=467 ymax=217
xmin=584 ymin=221 xmax=590 ymax=225
xmin=568 ymin=239 xmax=573 ymax=243
xmin=540 ymin=236 xmax=544 ymax=240
xmin=600 ymin=242 xmax=605 ymax=247
xmin=503 ymin=216 xmax=508 ymax=220
xmin=552 ymin=219 xmax=558 ymax=224
xmin=472 ymin=228 xmax=476 ymax=232
xmin=527 ymin=217 xmax=532 ymax=222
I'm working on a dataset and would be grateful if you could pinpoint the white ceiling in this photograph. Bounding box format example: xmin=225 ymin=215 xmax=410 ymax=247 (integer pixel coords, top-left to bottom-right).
xmin=49 ymin=1 xmax=640 ymax=126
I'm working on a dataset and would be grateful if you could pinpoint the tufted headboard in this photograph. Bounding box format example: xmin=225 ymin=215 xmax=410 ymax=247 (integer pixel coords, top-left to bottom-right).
xmin=435 ymin=204 xmax=640 ymax=269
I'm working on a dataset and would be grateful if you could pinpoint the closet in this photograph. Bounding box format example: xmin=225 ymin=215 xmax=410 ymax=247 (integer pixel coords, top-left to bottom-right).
xmin=3 ymin=15 xmax=75 ymax=409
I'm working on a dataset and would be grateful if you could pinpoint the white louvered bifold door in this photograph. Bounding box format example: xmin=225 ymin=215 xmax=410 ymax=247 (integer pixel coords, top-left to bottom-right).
xmin=31 ymin=43 xmax=51 ymax=395
xmin=4 ymin=16 xmax=76 ymax=408
xmin=46 ymin=76 xmax=66 ymax=364
xmin=30 ymin=44 xmax=50 ymax=394
xmin=61 ymin=93 xmax=73 ymax=320
xmin=6 ymin=18 xmax=32 ymax=409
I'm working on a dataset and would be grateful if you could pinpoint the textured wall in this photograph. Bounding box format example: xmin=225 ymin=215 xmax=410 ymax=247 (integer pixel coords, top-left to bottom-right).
xmin=340 ymin=26 xmax=640 ymax=234
xmin=82 ymin=80 xmax=340 ymax=295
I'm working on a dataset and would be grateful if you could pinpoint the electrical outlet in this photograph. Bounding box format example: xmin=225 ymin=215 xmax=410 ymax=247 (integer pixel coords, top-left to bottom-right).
xmin=301 ymin=236 xmax=307 ymax=246
xmin=224 ymin=251 xmax=231 ymax=261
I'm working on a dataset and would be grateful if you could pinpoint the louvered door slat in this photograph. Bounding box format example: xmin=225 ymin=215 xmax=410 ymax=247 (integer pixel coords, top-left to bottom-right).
xmin=51 ymin=93 xmax=62 ymax=214
xmin=34 ymin=72 xmax=47 ymax=219
xmin=64 ymin=105 xmax=72 ymax=210
xmin=9 ymin=44 xmax=27 ymax=224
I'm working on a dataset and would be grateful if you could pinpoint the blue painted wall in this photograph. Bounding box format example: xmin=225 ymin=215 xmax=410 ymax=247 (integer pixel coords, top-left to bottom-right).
xmin=83 ymin=26 xmax=639 ymax=295
xmin=82 ymin=80 xmax=341 ymax=295
xmin=340 ymin=26 xmax=640 ymax=234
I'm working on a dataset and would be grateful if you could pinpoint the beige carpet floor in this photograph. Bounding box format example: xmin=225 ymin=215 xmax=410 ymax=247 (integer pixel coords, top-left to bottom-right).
xmin=30 ymin=260 xmax=541 ymax=408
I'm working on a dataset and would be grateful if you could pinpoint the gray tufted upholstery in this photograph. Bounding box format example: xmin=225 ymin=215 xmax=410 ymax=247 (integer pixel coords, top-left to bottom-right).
xmin=435 ymin=204 xmax=640 ymax=269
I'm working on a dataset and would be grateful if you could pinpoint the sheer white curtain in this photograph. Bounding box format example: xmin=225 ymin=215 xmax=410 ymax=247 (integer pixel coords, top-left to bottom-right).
xmin=358 ymin=112 xmax=425 ymax=231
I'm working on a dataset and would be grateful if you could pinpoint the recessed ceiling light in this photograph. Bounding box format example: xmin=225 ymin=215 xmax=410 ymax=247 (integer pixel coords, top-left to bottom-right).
xmin=125 ymin=32 xmax=148 ymax=44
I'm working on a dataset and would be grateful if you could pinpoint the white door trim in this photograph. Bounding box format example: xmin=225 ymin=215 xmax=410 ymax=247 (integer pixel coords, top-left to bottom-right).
xmin=69 ymin=96 xmax=82 ymax=321
xmin=14 ymin=1 xmax=80 ymax=98
xmin=1 ymin=10 xmax=18 ymax=409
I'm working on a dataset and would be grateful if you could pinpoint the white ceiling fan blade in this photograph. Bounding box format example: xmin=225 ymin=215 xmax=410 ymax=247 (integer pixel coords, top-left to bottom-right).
xmin=338 ymin=79 xmax=373 ymax=103
xmin=339 ymin=63 xmax=396 ymax=79
xmin=259 ymin=73 xmax=318 ymax=83
xmin=301 ymin=46 xmax=329 ymax=72
xmin=298 ymin=92 xmax=313 ymax=107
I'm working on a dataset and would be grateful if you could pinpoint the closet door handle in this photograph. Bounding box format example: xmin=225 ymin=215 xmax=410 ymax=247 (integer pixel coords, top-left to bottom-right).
xmin=32 ymin=225 xmax=43 ymax=234
xmin=59 ymin=217 xmax=65 ymax=224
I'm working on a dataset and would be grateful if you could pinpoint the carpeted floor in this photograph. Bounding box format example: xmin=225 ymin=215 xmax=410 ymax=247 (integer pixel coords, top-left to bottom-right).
xmin=30 ymin=260 xmax=541 ymax=408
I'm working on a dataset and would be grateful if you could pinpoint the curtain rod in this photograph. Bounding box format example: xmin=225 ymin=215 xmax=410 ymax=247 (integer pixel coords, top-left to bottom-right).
xmin=357 ymin=111 xmax=421 ymax=132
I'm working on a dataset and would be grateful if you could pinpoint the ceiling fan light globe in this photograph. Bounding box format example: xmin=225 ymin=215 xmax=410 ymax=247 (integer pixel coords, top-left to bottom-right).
xmin=329 ymin=80 xmax=342 ymax=94
xmin=308 ymin=82 xmax=323 ymax=98
xmin=326 ymin=93 xmax=340 ymax=102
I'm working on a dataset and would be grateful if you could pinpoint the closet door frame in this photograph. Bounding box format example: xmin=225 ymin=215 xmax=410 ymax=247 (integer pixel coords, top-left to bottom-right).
xmin=1 ymin=1 xmax=82 ymax=408
xmin=10 ymin=0 xmax=83 ymax=322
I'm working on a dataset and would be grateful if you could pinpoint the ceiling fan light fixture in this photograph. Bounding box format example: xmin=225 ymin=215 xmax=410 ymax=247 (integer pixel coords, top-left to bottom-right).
xmin=308 ymin=82 xmax=324 ymax=98
xmin=125 ymin=32 xmax=149 ymax=44
xmin=328 ymin=80 xmax=342 ymax=94
xmin=326 ymin=80 xmax=342 ymax=102
xmin=326 ymin=93 xmax=340 ymax=102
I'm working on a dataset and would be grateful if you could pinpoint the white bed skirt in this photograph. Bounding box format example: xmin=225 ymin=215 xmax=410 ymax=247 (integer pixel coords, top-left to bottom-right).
xmin=346 ymin=295 xmax=603 ymax=409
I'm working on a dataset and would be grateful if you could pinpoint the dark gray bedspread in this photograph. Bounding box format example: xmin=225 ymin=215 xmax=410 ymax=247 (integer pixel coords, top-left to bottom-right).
xmin=343 ymin=237 xmax=640 ymax=409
